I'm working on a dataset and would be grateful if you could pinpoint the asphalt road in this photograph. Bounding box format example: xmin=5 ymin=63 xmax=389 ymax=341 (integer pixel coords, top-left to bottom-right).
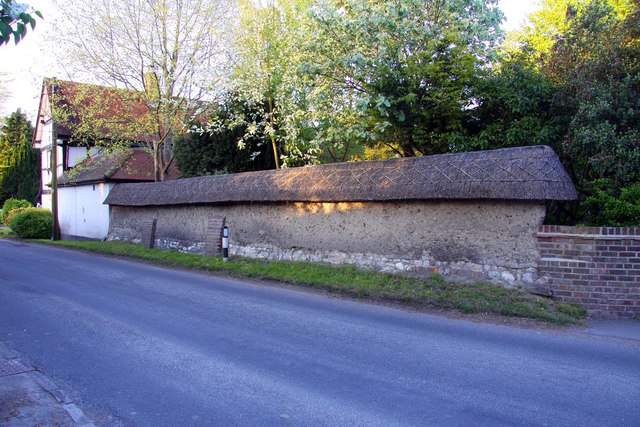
xmin=0 ymin=239 xmax=638 ymax=426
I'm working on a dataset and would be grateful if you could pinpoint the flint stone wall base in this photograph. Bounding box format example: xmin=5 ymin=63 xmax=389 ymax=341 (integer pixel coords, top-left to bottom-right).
xmin=230 ymin=243 xmax=543 ymax=288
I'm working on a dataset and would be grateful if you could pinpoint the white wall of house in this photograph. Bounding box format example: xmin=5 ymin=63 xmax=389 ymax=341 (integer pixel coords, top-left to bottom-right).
xmin=40 ymin=123 xmax=90 ymax=210
xmin=58 ymin=183 xmax=114 ymax=240
xmin=39 ymin=121 xmax=65 ymax=210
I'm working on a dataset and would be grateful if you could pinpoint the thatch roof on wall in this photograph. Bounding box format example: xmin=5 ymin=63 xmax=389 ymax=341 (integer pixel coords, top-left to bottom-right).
xmin=104 ymin=145 xmax=577 ymax=206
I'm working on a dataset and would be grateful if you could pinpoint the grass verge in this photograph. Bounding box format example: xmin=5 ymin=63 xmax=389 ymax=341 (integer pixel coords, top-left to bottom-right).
xmin=0 ymin=227 xmax=14 ymax=238
xmin=38 ymin=239 xmax=587 ymax=325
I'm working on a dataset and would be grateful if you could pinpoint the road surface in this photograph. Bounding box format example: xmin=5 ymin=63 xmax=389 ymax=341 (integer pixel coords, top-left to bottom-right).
xmin=0 ymin=239 xmax=639 ymax=426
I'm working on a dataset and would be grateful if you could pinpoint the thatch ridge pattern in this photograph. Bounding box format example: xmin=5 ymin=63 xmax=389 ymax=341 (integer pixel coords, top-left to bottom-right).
xmin=104 ymin=146 xmax=577 ymax=206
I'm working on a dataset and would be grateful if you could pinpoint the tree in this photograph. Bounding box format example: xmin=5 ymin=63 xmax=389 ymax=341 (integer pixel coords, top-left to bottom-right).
xmin=513 ymin=0 xmax=632 ymax=59
xmin=304 ymin=0 xmax=504 ymax=157
xmin=0 ymin=0 xmax=42 ymax=46
xmin=466 ymin=0 xmax=639 ymax=225
xmin=0 ymin=109 xmax=40 ymax=204
xmin=57 ymin=0 xmax=231 ymax=181
xmin=230 ymin=0 xmax=319 ymax=168
xmin=546 ymin=0 xmax=639 ymax=224
xmin=175 ymin=93 xmax=275 ymax=177
xmin=448 ymin=53 xmax=564 ymax=153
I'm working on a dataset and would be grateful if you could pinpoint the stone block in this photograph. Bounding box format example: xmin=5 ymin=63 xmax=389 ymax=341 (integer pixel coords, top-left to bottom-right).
xmin=141 ymin=218 xmax=157 ymax=248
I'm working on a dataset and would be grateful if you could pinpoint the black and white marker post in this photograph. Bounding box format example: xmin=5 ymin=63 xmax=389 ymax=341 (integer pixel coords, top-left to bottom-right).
xmin=222 ymin=226 xmax=229 ymax=262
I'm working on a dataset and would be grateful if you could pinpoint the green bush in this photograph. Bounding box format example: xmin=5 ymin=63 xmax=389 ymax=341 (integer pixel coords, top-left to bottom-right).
xmin=1 ymin=198 xmax=33 ymax=225
xmin=4 ymin=207 xmax=29 ymax=226
xmin=580 ymin=180 xmax=640 ymax=226
xmin=9 ymin=208 xmax=52 ymax=239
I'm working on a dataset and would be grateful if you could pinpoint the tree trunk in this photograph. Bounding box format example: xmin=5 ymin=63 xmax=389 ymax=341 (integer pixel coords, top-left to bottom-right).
xmin=154 ymin=142 xmax=162 ymax=182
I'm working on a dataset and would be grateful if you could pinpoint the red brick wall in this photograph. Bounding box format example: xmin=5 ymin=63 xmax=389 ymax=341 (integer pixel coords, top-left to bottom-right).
xmin=537 ymin=225 xmax=640 ymax=319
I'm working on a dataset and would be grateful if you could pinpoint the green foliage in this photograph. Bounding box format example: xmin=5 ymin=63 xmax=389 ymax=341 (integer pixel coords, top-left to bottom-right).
xmin=8 ymin=207 xmax=51 ymax=238
xmin=231 ymin=0 xmax=320 ymax=168
xmin=0 ymin=1 xmax=42 ymax=46
xmin=548 ymin=1 xmax=640 ymax=191
xmin=541 ymin=0 xmax=640 ymax=225
xmin=0 ymin=109 xmax=40 ymax=205
xmin=452 ymin=0 xmax=639 ymax=226
xmin=0 ymin=197 xmax=31 ymax=224
xmin=450 ymin=56 xmax=564 ymax=153
xmin=513 ymin=0 xmax=632 ymax=58
xmin=3 ymin=205 xmax=28 ymax=226
xmin=227 ymin=0 xmax=505 ymax=164
xmin=175 ymin=94 xmax=276 ymax=177
xmin=305 ymin=0 xmax=504 ymax=157
xmin=579 ymin=180 xmax=640 ymax=226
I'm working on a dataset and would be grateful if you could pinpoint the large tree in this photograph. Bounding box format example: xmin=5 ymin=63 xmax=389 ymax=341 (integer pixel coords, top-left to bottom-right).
xmin=547 ymin=0 xmax=639 ymax=224
xmin=512 ymin=0 xmax=632 ymax=58
xmin=229 ymin=0 xmax=319 ymax=168
xmin=454 ymin=0 xmax=639 ymax=225
xmin=56 ymin=0 xmax=231 ymax=180
xmin=304 ymin=0 xmax=504 ymax=157
xmin=175 ymin=92 xmax=276 ymax=177
xmin=0 ymin=109 xmax=39 ymax=204
xmin=447 ymin=52 xmax=564 ymax=153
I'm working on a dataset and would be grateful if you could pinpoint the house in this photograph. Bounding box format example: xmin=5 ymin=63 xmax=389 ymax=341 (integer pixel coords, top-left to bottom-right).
xmin=33 ymin=78 xmax=93 ymax=211
xmin=56 ymin=149 xmax=179 ymax=240
xmin=32 ymin=77 xmax=179 ymax=240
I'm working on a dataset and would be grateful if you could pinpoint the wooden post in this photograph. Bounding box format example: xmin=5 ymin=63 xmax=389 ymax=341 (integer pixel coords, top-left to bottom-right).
xmin=50 ymin=82 xmax=60 ymax=241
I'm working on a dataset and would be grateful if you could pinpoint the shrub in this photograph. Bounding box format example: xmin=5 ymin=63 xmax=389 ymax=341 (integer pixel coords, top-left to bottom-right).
xmin=580 ymin=179 xmax=640 ymax=226
xmin=4 ymin=207 xmax=29 ymax=226
xmin=9 ymin=208 xmax=52 ymax=239
xmin=1 ymin=198 xmax=33 ymax=225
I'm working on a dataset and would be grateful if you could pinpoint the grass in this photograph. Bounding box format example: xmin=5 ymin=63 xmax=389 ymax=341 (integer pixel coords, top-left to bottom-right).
xmin=0 ymin=227 xmax=14 ymax=238
xmin=31 ymin=239 xmax=589 ymax=325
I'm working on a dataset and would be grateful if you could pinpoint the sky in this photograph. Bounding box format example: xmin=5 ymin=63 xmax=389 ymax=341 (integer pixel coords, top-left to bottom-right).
xmin=0 ymin=0 xmax=542 ymax=123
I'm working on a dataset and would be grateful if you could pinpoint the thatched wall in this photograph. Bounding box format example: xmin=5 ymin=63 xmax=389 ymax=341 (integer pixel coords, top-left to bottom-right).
xmin=105 ymin=145 xmax=577 ymax=206
xmin=105 ymin=146 xmax=577 ymax=289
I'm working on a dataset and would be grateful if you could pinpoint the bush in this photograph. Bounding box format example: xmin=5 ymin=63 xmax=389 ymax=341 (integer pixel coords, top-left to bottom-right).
xmin=9 ymin=208 xmax=52 ymax=239
xmin=1 ymin=198 xmax=33 ymax=225
xmin=4 ymin=207 xmax=29 ymax=226
xmin=580 ymin=179 xmax=640 ymax=226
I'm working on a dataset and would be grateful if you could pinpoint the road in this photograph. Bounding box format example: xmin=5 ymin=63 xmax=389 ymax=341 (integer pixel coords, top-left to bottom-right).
xmin=0 ymin=239 xmax=638 ymax=426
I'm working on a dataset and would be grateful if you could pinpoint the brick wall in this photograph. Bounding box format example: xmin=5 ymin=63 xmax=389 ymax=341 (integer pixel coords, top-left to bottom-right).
xmin=537 ymin=225 xmax=640 ymax=319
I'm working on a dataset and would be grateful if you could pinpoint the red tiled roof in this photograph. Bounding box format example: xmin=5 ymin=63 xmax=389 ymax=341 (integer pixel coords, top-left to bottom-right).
xmin=111 ymin=150 xmax=181 ymax=181
xmin=34 ymin=78 xmax=162 ymax=146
